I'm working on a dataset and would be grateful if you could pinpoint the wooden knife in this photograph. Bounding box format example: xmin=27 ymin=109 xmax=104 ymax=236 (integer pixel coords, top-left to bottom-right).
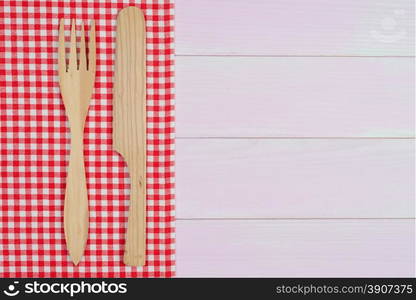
xmin=113 ymin=6 xmax=147 ymax=266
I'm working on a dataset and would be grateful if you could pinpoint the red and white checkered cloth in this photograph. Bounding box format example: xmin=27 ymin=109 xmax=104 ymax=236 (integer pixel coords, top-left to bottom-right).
xmin=0 ymin=0 xmax=175 ymax=277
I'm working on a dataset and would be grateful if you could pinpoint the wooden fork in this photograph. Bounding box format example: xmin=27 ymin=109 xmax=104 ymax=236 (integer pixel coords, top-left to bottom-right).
xmin=58 ymin=19 xmax=96 ymax=265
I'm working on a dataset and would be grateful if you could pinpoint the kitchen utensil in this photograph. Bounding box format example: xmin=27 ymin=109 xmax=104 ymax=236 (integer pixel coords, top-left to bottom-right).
xmin=58 ymin=19 xmax=96 ymax=265
xmin=113 ymin=7 xmax=147 ymax=266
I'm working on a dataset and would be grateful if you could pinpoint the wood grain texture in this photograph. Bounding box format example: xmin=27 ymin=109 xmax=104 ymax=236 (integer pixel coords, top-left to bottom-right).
xmin=176 ymin=219 xmax=415 ymax=277
xmin=176 ymin=57 xmax=415 ymax=138
xmin=113 ymin=7 xmax=147 ymax=266
xmin=58 ymin=19 xmax=96 ymax=265
xmin=176 ymin=139 xmax=415 ymax=218
xmin=176 ymin=0 xmax=415 ymax=56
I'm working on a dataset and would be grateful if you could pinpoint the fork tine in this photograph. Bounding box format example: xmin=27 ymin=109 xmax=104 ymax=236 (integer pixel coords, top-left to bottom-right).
xmin=88 ymin=20 xmax=96 ymax=73
xmin=68 ymin=19 xmax=77 ymax=70
xmin=58 ymin=19 xmax=67 ymax=74
xmin=79 ymin=22 xmax=87 ymax=71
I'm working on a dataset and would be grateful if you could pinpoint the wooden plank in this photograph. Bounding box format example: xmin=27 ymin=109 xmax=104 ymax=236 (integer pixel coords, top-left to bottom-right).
xmin=176 ymin=219 xmax=415 ymax=277
xmin=176 ymin=139 xmax=414 ymax=218
xmin=176 ymin=0 xmax=415 ymax=56
xmin=176 ymin=57 xmax=415 ymax=138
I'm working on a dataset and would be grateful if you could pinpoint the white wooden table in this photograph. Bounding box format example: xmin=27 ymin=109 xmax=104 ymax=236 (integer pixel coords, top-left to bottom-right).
xmin=174 ymin=0 xmax=415 ymax=277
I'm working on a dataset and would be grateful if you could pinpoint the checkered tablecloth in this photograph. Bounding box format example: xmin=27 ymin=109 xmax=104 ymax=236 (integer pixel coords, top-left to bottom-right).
xmin=0 ymin=0 xmax=175 ymax=277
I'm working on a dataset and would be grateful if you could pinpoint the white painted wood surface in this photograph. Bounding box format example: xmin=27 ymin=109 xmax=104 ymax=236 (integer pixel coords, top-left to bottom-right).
xmin=176 ymin=0 xmax=415 ymax=56
xmin=176 ymin=220 xmax=415 ymax=277
xmin=176 ymin=139 xmax=414 ymax=219
xmin=175 ymin=0 xmax=415 ymax=277
xmin=176 ymin=57 xmax=415 ymax=137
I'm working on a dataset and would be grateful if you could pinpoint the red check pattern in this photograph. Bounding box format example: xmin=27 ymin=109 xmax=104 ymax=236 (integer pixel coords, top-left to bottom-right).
xmin=0 ymin=0 xmax=175 ymax=277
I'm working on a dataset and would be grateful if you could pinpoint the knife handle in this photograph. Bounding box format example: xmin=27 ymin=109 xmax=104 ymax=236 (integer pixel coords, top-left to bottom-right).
xmin=123 ymin=166 xmax=146 ymax=266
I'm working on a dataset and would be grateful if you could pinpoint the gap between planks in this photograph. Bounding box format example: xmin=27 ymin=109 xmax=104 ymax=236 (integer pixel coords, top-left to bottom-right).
xmin=176 ymin=137 xmax=416 ymax=140
xmin=176 ymin=54 xmax=415 ymax=58
xmin=177 ymin=217 xmax=416 ymax=221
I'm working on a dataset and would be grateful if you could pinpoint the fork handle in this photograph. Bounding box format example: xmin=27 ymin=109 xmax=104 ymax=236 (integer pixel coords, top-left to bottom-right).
xmin=64 ymin=127 xmax=89 ymax=265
